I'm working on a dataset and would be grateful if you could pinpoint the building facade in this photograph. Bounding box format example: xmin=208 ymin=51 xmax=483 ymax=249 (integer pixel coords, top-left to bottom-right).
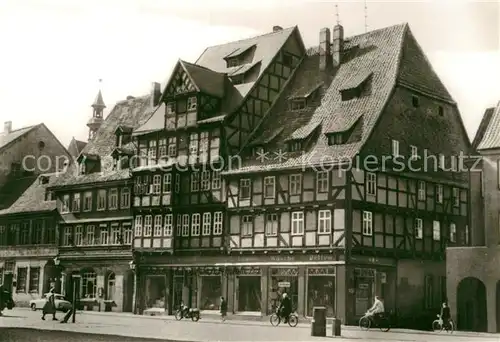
xmin=130 ymin=22 xmax=472 ymax=325
xmin=47 ymin=90 xmax=155 ymax=312
xmin=447 ymin=101 xmax=500 ymax=333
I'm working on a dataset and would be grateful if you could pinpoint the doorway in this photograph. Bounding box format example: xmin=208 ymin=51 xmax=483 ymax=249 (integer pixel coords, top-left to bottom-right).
xmin=237 ymin=276 xmax=261 ymax=312
xmin=457 ymin=277 xmax=487 ymax=332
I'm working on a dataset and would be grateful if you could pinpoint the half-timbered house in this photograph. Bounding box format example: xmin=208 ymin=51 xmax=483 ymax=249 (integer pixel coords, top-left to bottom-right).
xmin=222 ymin=23 xmax=472 ymax=324
xmin=130 ymin=25 xmax=306 ymax=315
xmin=47 ymin=90 xmax=155 ymax=312
xmin=446 ymin=101 xmax=500 ymax=333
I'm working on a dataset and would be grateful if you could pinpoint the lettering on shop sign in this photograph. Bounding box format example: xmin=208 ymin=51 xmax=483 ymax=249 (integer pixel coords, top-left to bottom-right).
xmin=308 ymin=254 xmax=334 ymax=262
xmin=270 ymin=256 xmax=294 ymax=262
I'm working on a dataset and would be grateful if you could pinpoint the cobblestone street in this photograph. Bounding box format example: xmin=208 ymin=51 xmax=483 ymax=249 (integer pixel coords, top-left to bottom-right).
xmin=1 ymin=308 xmax=499 ymax=342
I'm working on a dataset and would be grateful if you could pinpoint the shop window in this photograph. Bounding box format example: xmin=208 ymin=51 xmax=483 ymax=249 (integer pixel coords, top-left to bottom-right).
xmin=354 ymin=268 xmax=375 ymax=316
xmin=16 ymin=267 xmax=27 ymax=293
xmin=29 ymin=267 xmax=40 ymax=293
xmin=146 ymin=275 xmax=166 ymax=309
xmin=237 ymin=275 xmax=262 ymax=312
xmin=307 ymin=267 xmax=335 ymax=317
xmin=200 ymin=275 xmax=221 ymax=310
xmin=268 ymin=268 xmax=298 ymax=314
xmin=81 ymin=270 xmax=97 ymax=298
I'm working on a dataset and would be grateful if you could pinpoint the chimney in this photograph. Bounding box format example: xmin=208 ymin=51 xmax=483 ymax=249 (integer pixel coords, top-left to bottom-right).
xmin=273 ymin=26 xmax=283 ymax=32
xmin=3 ymin=121 xmax=12 ymax=133
xmin=332 ymin=24 xmax=344 ymax=67
xmin=319 ymin=27 xmax=331 ymax=71
xmin=150 ymin=82 xmax=162 ymax=107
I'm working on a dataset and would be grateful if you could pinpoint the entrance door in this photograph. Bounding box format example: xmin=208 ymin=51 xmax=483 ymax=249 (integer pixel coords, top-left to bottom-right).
xmin=3 ymin=273 xmax=13 ymax=292
xmin=237 ymin=276 xmax=261 ymax=312
xmin=173 ymin=276 xmax=183 ymax=310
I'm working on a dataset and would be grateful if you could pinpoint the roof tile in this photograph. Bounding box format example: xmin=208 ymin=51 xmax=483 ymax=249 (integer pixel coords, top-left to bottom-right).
xmin=476 ymin=101 xmax=500 ymax=150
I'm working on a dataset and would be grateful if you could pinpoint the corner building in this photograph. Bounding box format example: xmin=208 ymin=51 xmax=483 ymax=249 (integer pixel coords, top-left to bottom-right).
xmin=131 ymin=23 xmax=472 ymax=325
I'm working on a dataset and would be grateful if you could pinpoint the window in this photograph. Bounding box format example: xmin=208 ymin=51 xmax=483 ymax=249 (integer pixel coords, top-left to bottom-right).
xmin=182 ymin=214 xmax=190 ymax=236
xmin=201 ymin=171 xmax=210 ymax=190
xmin=329 ymin=133 xmax=344 ymax=145
xmin=134 ymin=216 xmax=142 ymax=237
xmin=108 ymin=188 xmax=118 ymax=209
xmin=63 ymin=226 xmax=72 ymax=246
xmin=121 ymin=187 xmax=130 ymax=208
xmin=424 ymin=275 xmax=433 ymax=309
xmin=72 ymin=193 xmax=80 ymax=212
xmin=242 ymin=216 xmax=253 ymax=237
xmin=158 ymin=138 xmax=167 ymax=158
xmin=199 ymin=132 xmax=209 ymax=161
xmin=166 ymin=102 xmax=175 ymax=114
xmin=317 ymin=171 xmax=329 ymax=193
xmin=74 ymin=225 xmax=84 ymax=246
xmin=191 ymin=213 xmax=201 ymax=236
xmin=449 ymin=223 xmax=456 ymax=243
xmin=415 ymin=218 xmax=423 ymax=239
xmin=152 ymin=175 xmax=161 ymax=194
xmin=290 ymin=174 xmax=302 ymax=195
xmin=176 ymin=214 xmax=182 ymax=237
xmin=32 ymin=220 xmax=43 ymax=245
xmin=16 ymin=267 xmax=27 ymax=293
xmin=212 ymin=171 xmax=221 ymax=190
xmin=168 ymin=137 xmax=177 ymax=157
xmin=97 ymin=190 xmax=106 ymax=210
xmin=143 ymin=215 xmax=152 ymax=237
xmin=188 ymin=96 xmax=197 ymax=111
xmin=264 ymin=176 xmax=275 ymax=198
xmin=20 ymin=222 xmax=29 ymax=244
xmin=436 ymin=184 xmax=443 ymax=204
xmin=191 ymin=172 xmax=199 ymax=192
xmin=418 ymin=181 xmax=426 ymax=201
xmin=61 ymin=195 xmax=70 ymax=213
xmin=452 ymin=188 xmax=459 ymax=207
xmin=175 ymin=174 xmax=181 ymax=193
xmin=163 ymin=214 xmax=173 ymax=236
xmin=438 ymin=105 xmax=444 ymax=116
xmin=240 ymin=179 xmax=251 ymax=199
xmin=411 ymin=145 xmax=418 ymax=159
xmin=290 ymin=99 xmax=306 ymax=110
xmin=110 ymin=224 xmax=121 ymax=244
xmin=81 ymin=271 xmax=97 ymax=298
xmin=392 ymin=139 xmax=399 ymax=157
xmin=86 ymin=225 xmax=95 ymax=245
xmin=29 ymin=267 xmax=40 ymax=292
xmin=318 ymin=210 xmax=331 ymax=234
xmin=291 ymin=211 xmax=304 ymax=235
xmin=289 ymin=140 xmax=302 ymax=152
xmin=202 ymin=213 xmax=211 ymax=236
xmin=83 ymin=191 xmax=92 ymax=211
xmin=227 ymin=58 xmax=240 ymax=68
xmin=100 ymin=224 xmax=109 ymax=245
xmin=433 ymin=221 xmax=441 ymax=241
xmin=213 ymin=212 xmax=223 ymax=235
xmin=163 ymin=174 xmax=172 ymax=193
xmin=366 ymin=172 xmax=376 ymax=196
xmin=123 ymin=224 xmax=132 ymax=244
xmin=362 ymin=211 xmax=373 ymax=236
xmin=265 ymin=214 xmax=278 ymax=236
xmin=153 ymin=215 xmax=162 ymax=237
xmin=412 ymin=95 xmax=420 ymax=108
xmin=189 ymin=133 xmax=199 ymax=155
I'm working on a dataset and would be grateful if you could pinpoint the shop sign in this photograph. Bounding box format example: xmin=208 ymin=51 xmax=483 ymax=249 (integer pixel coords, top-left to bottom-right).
xmin=278 ymin=281 xmax=291 ymax=288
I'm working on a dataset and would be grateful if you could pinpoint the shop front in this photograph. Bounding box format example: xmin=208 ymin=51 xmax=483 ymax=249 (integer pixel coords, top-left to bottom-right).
xmin=138 ymin=252 xmax=346 ymax=318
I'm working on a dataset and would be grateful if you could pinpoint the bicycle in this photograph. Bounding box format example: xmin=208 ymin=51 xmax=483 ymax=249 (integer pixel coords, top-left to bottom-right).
xmin=359 ymin=312 xmax=391 ymax=332
xmin=432 ymin=314 xmax=454 ymax=333
xmin=270 ymin=311 xmax=299 ymax=327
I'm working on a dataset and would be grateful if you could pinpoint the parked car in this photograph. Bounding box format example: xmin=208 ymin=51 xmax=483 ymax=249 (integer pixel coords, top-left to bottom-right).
xmin=30 ymin=293 xmax=71 ymax=312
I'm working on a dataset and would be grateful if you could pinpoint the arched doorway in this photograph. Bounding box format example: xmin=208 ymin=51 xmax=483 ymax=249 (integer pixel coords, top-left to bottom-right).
xmin=457 ymin=277 xmax=487 ymax=332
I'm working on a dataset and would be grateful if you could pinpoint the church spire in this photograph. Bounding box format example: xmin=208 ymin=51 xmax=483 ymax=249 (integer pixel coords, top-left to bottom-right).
xmin=87 ymin=79 xmax=106 ymax=141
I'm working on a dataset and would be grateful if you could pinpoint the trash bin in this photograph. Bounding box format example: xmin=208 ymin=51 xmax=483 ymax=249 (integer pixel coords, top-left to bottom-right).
xmin=311 ymin=307 xmax=327 ymax=337
xmin=332 ymin=318 xmax=341 ymax=336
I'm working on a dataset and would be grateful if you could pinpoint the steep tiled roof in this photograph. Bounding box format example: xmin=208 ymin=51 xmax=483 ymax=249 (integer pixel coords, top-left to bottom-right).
xmin=0 ymin=125 xmax=38 ymax=151
xmin=196 ymin=26 xmax=296 ymax=99
xmin=224 ymin=23 xmax=408 ymax=174
xmin=50 ymin=95 xmax=154 ymax=187
xmin=476 ymin=101 xmax=500 ymax=150
xmin=0 ymin=174 xmax=38 ymax=210
xmin=0 ymin=173 xmax=59 ymax=216
xmin=67 ymin=137 xmax=87 ymax=159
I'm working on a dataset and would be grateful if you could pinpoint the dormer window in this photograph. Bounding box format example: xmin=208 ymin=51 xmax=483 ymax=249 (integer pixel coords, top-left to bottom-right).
xmin=187 ymin=96 xmax=197 ymax=111
xmin=166 ymin=102 xmax=175 ymax=115
xmin=118 ymin=134 xmax=123 ymax=147
xmin=328 ymin=133 xmax=344 ymax=145
xmin=290 ymin=99 xmax=306 ymax=111
xmin=227 ymin=58 xmax=240 ymax=68
xmin=340 ymin=72 xmax=373 ymax=102
xmin=230 ymin=74 xmax=244 ymax=85
xmin=412 ymin=95 xmax=420 ymax=108
xmin=45 ymin=190 xmax=54 ymax=201
xmin=289 ymin=141 xmax=302 ymax=152
xmin=79 ymin=161 xmax=86 ymax=175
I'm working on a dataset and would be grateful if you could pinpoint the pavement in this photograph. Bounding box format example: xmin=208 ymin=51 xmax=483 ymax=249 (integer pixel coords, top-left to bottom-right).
xmin=1 ymin=308 xmax=499 ymax=342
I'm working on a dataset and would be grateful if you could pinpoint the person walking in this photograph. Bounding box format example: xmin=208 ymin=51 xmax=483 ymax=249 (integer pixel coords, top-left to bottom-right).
xmin=220 ymin=296 xmax=227 ymax=322
xmin=42 ymin=287 xmax=57 ymax=321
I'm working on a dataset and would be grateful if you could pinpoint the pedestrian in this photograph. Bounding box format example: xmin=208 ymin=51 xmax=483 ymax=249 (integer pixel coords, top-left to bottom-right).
xmin=0 ymin=283 xmax=5 ymax=316
xmin=42 ymin=287 xmax=57 ymax=321
xmin=220 ymin=296 xmax=227 ymax=322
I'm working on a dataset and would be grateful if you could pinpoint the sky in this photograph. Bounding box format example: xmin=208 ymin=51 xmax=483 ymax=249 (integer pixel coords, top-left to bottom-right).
xmin=0 ymin=0 xmax=498 ymax=147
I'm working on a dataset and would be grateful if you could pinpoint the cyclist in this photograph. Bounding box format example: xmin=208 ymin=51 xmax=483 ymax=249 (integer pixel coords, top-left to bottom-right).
xmin=278 ymin=292 xmax=292 ymax=324
xmin=366 ymin=296 xmax=385 ymax=325
xmin=440 ymin=302 xmax=451 ymax=329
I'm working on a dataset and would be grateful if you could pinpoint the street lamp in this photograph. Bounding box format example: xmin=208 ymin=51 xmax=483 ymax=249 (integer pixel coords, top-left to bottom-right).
xmin=128 ymin=260 xmax=136 ymax=270
xmin=71 ymin=274 xmax=81 ymax=323
xmin=53 ymin=256 xmax=60 ymax=266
